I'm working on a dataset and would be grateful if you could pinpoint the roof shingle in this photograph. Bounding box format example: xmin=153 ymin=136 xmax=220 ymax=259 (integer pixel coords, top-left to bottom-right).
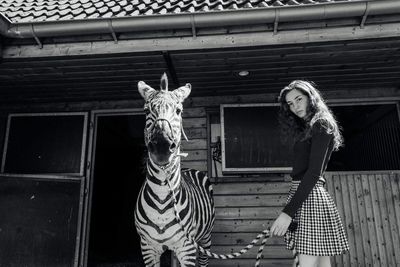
xmin=0 ymin=0 xmax=352 ymax=23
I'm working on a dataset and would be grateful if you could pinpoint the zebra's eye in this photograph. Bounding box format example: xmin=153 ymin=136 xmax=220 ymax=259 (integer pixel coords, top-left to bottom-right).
xmin=144 ymin=108 xmax=150 ymax=115
xmin=176 ymin=108 xmax=182 ymax=115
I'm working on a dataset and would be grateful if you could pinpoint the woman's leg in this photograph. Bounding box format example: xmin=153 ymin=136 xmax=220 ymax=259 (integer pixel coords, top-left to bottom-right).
xmin=318 ymin=256 xmax=331 ymax=267
xmin=298 ymin=254 xmax=318 ymax=267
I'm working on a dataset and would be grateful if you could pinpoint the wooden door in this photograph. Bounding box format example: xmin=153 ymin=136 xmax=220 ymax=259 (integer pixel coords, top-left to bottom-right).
xmin=0 ymin=112 xmax=88 ymax=267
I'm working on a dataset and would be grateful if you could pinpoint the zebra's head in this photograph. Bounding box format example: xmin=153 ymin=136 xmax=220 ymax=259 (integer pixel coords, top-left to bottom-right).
xmin=138 ymin=73 xmax=191 ymax=166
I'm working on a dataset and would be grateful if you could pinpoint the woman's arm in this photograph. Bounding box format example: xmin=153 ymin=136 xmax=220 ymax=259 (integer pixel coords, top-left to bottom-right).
xmin=282 ymin=121 xmax=333 ymax=218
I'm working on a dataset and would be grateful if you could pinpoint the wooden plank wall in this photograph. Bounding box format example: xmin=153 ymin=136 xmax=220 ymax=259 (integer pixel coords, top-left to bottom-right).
xmin=325 ymin=171 xmax=400 ymax=267
xmin=209 ymin=181 xmax=293 ymax=267
xmin=207 ymin=172 xmax=400 ymax=267
xmin=180 ymin=107 xmax=208 ymax=172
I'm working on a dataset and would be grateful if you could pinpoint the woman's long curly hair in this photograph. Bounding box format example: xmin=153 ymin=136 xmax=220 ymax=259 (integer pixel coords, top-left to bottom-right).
xmin=278 ymin=80 xmax=343 ymax=151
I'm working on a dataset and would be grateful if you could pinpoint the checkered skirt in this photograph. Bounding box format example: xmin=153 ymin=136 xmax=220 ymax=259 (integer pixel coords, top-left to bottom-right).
xmin=284 ymin=179 xmax=349 ymax=256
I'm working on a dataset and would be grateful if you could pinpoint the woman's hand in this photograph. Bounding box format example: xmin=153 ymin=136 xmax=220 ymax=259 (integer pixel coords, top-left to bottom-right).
xmin=270 ymin=212 xmax=292 ymax=236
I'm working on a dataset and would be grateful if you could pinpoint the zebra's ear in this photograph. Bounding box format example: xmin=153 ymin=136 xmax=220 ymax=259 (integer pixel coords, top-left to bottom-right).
xmin=174 ymin=83 xmax=191 ymax=102
xmin=138 ymin=81 xmax=155 ymax=100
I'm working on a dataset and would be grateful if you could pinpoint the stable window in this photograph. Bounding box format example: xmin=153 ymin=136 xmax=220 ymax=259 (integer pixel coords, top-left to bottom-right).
xmin=1 ymin=113 xmax=87 ymax=176
xmin=220 ymin=104 xmax=292 ymax=173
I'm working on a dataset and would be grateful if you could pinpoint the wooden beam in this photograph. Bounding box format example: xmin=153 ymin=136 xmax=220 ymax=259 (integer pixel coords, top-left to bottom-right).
xmin=2 ymin=22 xmax=400 ymax=58
xmin=0 ymin=87 xmax=398 ymax=113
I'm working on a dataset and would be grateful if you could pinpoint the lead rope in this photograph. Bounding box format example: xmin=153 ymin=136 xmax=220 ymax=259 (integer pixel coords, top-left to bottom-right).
xmin=166 ymin=179 xmax=270 ymax=266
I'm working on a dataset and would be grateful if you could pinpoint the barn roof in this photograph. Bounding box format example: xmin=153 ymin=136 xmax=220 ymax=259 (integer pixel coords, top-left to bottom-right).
xmin=0 ymin=0 xmax=359 ymax=23
xmin=1 ymin=0 xmax=399 ymax=41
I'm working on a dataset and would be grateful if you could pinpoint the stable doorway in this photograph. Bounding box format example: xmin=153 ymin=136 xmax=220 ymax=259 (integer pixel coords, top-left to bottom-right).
xmin=87 ymin=113 xmax=147 ymax=267
xmin=86 ymin=112 xmax=175 ymax=267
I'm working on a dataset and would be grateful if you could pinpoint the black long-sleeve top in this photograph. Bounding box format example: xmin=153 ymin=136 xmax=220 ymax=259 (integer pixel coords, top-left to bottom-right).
xmin=282 ymin=120 xmax=334 ymax=218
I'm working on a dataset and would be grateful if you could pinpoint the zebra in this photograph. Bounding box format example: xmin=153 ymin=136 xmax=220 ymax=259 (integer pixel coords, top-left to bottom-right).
xmin=135 ymin=73 xmax=215 ymax=267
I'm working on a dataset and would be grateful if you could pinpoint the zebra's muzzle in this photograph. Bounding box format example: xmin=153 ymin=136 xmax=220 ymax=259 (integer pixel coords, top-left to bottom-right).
xmin=148 ymin=134 xmax=178 ymax=165
xmin=147 ymin=118 xmax=180 ymax=165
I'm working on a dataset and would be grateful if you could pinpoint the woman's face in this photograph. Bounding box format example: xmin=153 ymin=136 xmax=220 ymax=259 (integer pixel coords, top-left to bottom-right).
xmin=285 ymin=89 xmax=309 ymax=119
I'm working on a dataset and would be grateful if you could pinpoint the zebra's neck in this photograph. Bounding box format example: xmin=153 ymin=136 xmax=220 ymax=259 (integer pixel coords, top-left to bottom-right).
xmin=146 ymin=154 xmax=181 ymax=192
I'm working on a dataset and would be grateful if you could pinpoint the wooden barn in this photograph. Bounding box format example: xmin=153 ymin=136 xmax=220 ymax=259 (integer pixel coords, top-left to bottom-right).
xmin=1 ymin=0 xmax=400 ymax=266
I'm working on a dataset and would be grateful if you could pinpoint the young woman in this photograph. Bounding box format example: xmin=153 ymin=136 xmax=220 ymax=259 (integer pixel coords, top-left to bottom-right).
xmin=270 ymin=80 xmax=349 ymax=267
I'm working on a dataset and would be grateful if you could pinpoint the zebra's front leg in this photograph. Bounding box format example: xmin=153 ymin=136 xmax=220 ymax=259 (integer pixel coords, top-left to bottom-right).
xmin=140 ymin=239 xmax=162 ymax=267
xmin=142 ymin=249 xmax=161 ymax=267
xmin=174 ymin=240 xmax=197 ymax=267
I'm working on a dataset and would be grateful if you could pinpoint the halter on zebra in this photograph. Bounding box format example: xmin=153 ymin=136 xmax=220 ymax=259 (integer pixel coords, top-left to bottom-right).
xmin=135 ymin=73 xmax=215 ymax=267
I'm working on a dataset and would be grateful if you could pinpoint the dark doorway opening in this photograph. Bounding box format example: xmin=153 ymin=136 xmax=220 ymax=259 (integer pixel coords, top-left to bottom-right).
xmin=328 ymin=103 xmax=400 ymax=171
xmin=87 ymin=114 xmax=172 ymax=267
xmin=87 ymin=114 xmax=146 ymax=267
